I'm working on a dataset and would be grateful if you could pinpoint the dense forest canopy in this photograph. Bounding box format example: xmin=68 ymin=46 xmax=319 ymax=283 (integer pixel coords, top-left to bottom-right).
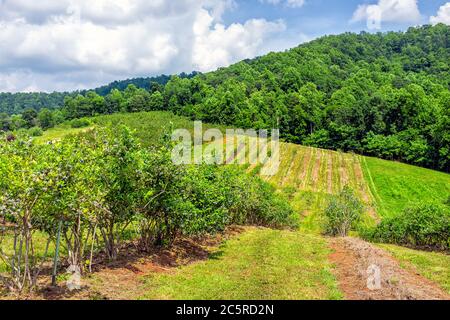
xmin=1 ymin=24 xmax=449 ymax=172
xmin=164 ymin=24 xmax=450 ymax=172
xmin=0 ymin=72 xmax=198 ymax=115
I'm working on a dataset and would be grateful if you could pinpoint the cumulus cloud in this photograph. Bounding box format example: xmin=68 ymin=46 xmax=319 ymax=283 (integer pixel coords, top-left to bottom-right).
xmin=259 ymin=0 xmax=305 ymax=8
xmin=0 ymin=0 xmax=288 ymax=92
xmin=351 ymin=0 xmax=421 ymax=29
xmin=430 ymin=2 xmax=450 ymax=25
xmin=192 ymin=9 xmax=285 ymax=71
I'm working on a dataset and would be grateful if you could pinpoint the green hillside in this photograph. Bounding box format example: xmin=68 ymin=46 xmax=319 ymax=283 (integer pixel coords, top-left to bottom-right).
xmin=2 ymin=25 xmax=450 ymax=299
xmin=362 ymin=156 xmax=450 ymax=217
xmin=40 ymin=111 xmax=450 ymax=227
xmin=3 ymin=111 xmax=449 ymax=298
xmin=3 ymin=25 xmax=449 ymax=173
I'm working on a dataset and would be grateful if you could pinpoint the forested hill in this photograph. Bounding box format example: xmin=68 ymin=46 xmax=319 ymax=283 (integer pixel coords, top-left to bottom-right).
xmin=2 ymin=24 xmax=449 ymax=172
xmin=92 ymin=72 xmax=198 ymax=96
xmin=0 ymin=72 xmax=197 ymax=115
xmin=163 ymin=24 xmax=449 ymax=172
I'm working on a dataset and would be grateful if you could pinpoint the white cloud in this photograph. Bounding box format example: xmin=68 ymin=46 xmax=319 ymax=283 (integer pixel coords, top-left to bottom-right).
xmin=259 ymin=0 xmax=305 ymax=8
xmin=351 ymin=0 xmax=421 ymax=29
xmin=430 ymin=2 xmax=450 ymax=25
xmin=192 ymin=9 xmax=285 ymax=71
xmin=0 ymin=0 xmax=289 ymax=92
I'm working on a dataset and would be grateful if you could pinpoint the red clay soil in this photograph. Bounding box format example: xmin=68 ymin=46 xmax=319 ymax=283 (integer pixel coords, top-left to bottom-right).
xmin=329 ymin=237 xmax=449 ymax=300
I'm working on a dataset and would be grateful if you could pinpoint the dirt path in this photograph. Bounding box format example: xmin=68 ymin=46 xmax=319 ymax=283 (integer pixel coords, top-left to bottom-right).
xmin=329 ymin=237 xmax=449 ymax=300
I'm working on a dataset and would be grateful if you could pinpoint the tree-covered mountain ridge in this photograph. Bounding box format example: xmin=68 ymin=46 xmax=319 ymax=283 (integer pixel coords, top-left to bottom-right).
xmin=0 ymin=72 xmax=198 ymax=115
xmin=2 ymin=24 xmax=449 ymax=172
xmin=163 ymin=24 xmax=449 ymax=172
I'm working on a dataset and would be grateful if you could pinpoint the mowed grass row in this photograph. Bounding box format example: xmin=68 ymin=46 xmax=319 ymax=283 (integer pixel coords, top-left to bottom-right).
xmin=361 ymin=156 xmax=450 ymax=217
xmin=137 ymin=228 xmax=342 ymax=300
xmin=268 ymin=144 xmax=373 ymax=201
xmin=256 ymin=143 xmax=377 ymax=232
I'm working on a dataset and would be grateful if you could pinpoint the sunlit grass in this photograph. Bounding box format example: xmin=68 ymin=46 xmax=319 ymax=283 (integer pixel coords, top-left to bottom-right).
xmin=139 ymin=227 xmax=342 ymax=300
xmin=377 ymin=243 xmax=450 ymax=294
xmin=362 ymin=156 xmax=450 ymax=217
xmin=35 ymin=125 xmax=94 ymax=144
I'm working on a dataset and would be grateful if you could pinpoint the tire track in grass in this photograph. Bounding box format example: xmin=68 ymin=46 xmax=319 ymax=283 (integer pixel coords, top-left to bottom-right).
xmin=310 ymin=149 xmax=322 ymax=191
xmin=327 ymin=151 xmax=333 ymax=194
xmin=361 ymin=156 xmax=384 ymax=213
xmin=303 ymin=148 xmax=317 ymax=190
xmin=354 ymin=155 xmax=374 ymax=204
xmin=329 ymin=237 xmax=449 ymax=300
xmin=287 ymin=147 xmax=306 ymax=187
xmin=281 ymin=145 xmax=299 ymax=187
xmin=352 ymin=155 xmax=379 ymax=220
xmin=318 ymin=150 xmax=329 ymax=193
xmin=297 ymin=147 xmax=313 ymax=189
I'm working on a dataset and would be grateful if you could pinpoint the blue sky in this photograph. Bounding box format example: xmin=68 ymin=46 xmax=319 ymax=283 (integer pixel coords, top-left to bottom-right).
xmin=223 ymin=0 xmax=450 ymax=46
xmin=224 ymin=1 xmax=448 ymax=37
xmin=0 ymin=0 xmax=449 ymax=92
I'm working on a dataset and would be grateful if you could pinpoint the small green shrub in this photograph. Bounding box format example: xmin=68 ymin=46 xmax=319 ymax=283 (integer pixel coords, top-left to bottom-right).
xmin=70 ymin=118 xmax=91 ymax=128
xmin=445 ymin=196 xmax=450 ymax=206
xmin=28 ymin=127 xmax=43 ymax=137
xmin=324 ymin=186 xmax=364 ymax=236
xmin=367 ymin=203 xmax=450 ymax=250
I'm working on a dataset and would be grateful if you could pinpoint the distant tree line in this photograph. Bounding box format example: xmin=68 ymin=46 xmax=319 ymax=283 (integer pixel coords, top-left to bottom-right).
xmin=0 ymin=72 xmax=197 ymax=115
xmin=1 ymin=25 xmax=449 ymax=172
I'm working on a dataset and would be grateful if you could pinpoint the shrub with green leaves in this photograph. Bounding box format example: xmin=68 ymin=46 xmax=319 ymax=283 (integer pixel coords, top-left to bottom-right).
xmin=0 ymin=124 xmax=295 ymax=292
xmin=324 ymin=186 xmax=364 ymax=237
xmin=70 ymin=118 xmax=91 ymax=128
xmin=367 ymin=203 xmax=450 ymax=250
xmin=28 ymin=126 xmax=43 ymax=137
xmin=136 ymin=133 xmax=295 ymax=248
xmin=172 ymin=165 xmax=295 ymax=236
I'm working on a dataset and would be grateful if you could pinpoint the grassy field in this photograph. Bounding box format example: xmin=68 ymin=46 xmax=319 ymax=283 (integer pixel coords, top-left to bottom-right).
xmin=257 ymin=143 xmax=377 ymax=232
xmin=38 ymin=111 xmax=227 ymax=147
xmin=8 ymin=111 xmax=448 ymax=299
xmin=362 ymin=156 xmax=450 ymax=217
xmin=139 ymin=228 xmax=342 ymax=300
xmin=37 ymin=111 xmax=449 ymax=229
xmin=93 ymin=112 xmax=227 ymax=148
xmin=377 ymin=244 xmax=450 ymax=294
xmin=36 ymin=125 xmax=94 ymax=144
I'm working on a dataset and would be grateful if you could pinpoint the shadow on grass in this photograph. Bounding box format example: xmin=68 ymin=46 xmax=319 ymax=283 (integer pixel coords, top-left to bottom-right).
xmin=1 ymin=226 xmax=245 ymax=300
xmin=208 ymin=250 xmax=225 ymax=260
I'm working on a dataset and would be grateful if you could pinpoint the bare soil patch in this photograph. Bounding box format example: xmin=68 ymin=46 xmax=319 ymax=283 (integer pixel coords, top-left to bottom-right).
xmin=329 ymin=237 xmax=449 ymax=300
